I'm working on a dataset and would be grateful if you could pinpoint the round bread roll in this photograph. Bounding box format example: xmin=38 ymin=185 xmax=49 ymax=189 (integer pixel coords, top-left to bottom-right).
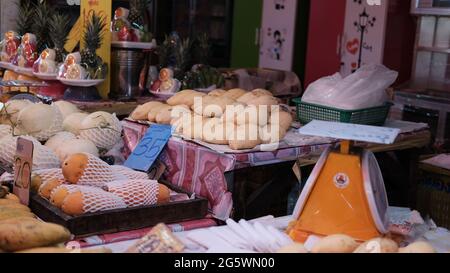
xmin=147 ymin=104 xmax=171 ymax=123
xmin=155 ymin=106 xmax=174 ymax=125
xmin=311 ymin=234 xmax=359 ymax=253
xmin=398 ymin=241 xmax=436 ymax=253
xmin=228 ymin=123 xmax=261 ymax=150
xmin=236 ymin=93 xmax=258 ymax=104
xmin=259 ymin=124 xmax=288 ymax=144
xmin=181 ymin=114 xmax=206 ymax=140
xmin=236 ymin=105 xmax=270 ymax=127
xmin=208 ymin=89 xmax=226 ymax=97
xmin=202 ymin=119 xmax=235 ymax=145
xmin=222 ymin=88 xmax=247 ymax=100
xmin=353 ymin=238 xmax=399 ymax=253
xmin=130 ymin=101 xmax=164 ymax=121
xmin=167 ymin=90 xmax=206 ymax=107
xmin=277 ymin=243 xmax=309 ymax=253
xmin=251 ymin=89 xmax=273 ymax=97
xmin=270 ymin=110 xmax=293 ymax=131
xmin=247 ymin=95 xmax=279 ymax=110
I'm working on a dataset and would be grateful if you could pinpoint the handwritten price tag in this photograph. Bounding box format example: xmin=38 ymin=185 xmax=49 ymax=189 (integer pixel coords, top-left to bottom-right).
xmin=13 ymin=138 xmax=34 ymax=206
xmin=124 ymin=124 xmax=172 ymax=172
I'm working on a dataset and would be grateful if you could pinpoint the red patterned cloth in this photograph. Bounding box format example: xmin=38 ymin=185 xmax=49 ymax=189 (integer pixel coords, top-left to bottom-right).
xmin=73 ymin=218 xmax=218 ymax=248
xmin=122 ymin=120 xmax=331 ymax=220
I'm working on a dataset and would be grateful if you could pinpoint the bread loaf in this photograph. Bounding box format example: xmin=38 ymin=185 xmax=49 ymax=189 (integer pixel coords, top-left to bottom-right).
xmin=236 ymin=105 xmax=270 ymax=127
xmin=208 ymin=89 xmax=226 ymax=97
xmin=247 ymin=95 xmax=279 ymax=110
xmin=270 ymin=110 xmax=293 ymax=131
xmin=147 ymin=104 xmax=170 ymax=123
xmin=130 ymin=101 xmax=164 ymax=121
xmin=228 ymin=123 xmax=261 ymax=150
xmin=311 ymin=234 xmax=359 ymax=253
xmin=202 ymin=119 xmax=234 ymax=145
xmin=222 ymin=88 xmax=247 ymax=100
xmin=251 ymin=89 xmax=273 ymax=97
xmin=167 ymin=90 xmax=205 ymax=107
xmin=259 ymin=124 xmax=288 ymax=144
xmin=236 ymin=93 xmax=258 ymax=104
xmin=155 ymin=106 xmax=174 ymax=125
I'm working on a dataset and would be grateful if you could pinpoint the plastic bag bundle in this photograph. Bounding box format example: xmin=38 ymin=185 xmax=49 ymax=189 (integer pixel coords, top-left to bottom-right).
xmin=80 ymin=113 xmax=123 ymax=151
xmin=302 ymin=64 xmax=398 ymax=110
xmin=110 ymin=165 xmax=149 ymax=180
xmin=61 ymin=186 xmax=127 ymax=216
xmin=103 ymin=179 xmax=159 ymax=207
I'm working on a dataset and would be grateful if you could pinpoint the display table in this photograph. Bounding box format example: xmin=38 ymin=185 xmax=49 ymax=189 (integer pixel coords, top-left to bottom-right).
xmin=122 ymin=119 xmax=431 ymax=221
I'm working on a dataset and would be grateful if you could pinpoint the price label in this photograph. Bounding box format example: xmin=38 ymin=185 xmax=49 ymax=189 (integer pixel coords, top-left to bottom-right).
xmin=13 ymin=138 xmax=34 ymax=206
xmin=124 ymin=124 xmax=172 ymax=172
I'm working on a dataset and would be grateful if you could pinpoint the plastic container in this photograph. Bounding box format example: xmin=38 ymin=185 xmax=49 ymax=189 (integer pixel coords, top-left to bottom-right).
xmin=292 ymin=98 xmax=392 ymax=126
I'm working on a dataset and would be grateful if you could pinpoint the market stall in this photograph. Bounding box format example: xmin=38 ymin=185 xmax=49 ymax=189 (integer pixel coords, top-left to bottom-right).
xmin=0 ymin=0 xmax=449 ymax=256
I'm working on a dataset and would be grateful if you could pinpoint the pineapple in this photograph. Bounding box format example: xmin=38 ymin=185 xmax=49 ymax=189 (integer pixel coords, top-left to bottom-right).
xmin=80 ymin=12 xmax=107 ymax=79
xmin=49 ymin=13 xmax=71 ymax=63
xmin=128 ymin=0 xmax=151 ymax=28
xmin=32 ymin=1 xmax=54 ymax=53
xmin=15 ymin=1 xmax=35 ymax=36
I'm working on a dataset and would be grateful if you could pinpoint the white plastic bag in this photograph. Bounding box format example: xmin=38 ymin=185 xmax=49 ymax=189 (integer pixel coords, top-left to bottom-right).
xmin=302 ymin=64 xmax=398 ymax=110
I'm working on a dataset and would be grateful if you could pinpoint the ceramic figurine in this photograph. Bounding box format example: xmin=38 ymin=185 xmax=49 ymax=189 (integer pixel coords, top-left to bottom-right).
xmin=14 ymin=33 xmax=38 ymax=68
xmin=158 ymin=68 xmax=181 ymax=93
xmin=33 ymin=48 xmax=57 ymax=74
xmin=66 ymin=63 xmax=87 ymax=80
xmin=112 ymin=8 xmax=131 ymax=32
xmin=58 ymin=52 xmax=82 ymax=78
xmin=0 ymin=31 xmax=20 ymax=63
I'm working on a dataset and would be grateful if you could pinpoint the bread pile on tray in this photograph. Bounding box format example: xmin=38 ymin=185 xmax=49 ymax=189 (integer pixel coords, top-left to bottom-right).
xmin=130 ymin=89 xmax=294 ymax=150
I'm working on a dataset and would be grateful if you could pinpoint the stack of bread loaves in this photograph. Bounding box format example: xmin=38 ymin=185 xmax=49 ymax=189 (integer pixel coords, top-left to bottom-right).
xmin=32 ymin=153 xmax=171 ymax=217
xmin=130 ymin=89 xmax=294 ymax=150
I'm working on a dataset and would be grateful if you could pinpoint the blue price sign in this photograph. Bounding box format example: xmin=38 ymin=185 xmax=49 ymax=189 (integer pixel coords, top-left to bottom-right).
xmin=124 ymin=124 xmax=172 ymax=172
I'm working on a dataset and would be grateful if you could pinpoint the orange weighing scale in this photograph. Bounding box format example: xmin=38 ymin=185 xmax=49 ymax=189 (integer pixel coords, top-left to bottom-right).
xmin=289 ymin=121 xmax=401 ymax=242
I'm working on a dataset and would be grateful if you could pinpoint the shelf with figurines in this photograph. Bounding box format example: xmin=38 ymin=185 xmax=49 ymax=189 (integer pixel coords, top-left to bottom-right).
xmin=111 ymin=7 xmax=156 ymax=51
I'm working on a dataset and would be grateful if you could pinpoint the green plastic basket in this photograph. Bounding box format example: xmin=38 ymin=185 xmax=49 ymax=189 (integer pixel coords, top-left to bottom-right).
xmin=292 ymin=98 xmax=392 ymax=126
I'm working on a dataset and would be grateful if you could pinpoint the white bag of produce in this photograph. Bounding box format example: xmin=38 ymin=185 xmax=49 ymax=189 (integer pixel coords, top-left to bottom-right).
xmin=302 ymin=64 xmax=398 ymax=110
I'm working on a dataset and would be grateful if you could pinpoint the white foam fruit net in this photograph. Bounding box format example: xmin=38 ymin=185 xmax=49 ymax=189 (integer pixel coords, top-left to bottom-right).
xmin=33 ymin=145 xmax=61 ymax=170
xmin=80 ymin=114 xmax=123 ymax=151
xmin=49 ymin=184 xmax=89 ymax=205
xmin=76 ymin=153 xmax=124 ymax=187
xmin=29 ymin=105 xmax=64 ymax=142
xmin=104 ymin=179 xmax=159 ymax=207
xmin=33 ymin=168 xmax=65 ymax=184
xmin=76 ymin=186 xmax=127 ymax=214
xmin=38 ymin=178 xmax=67 ymax=199
xmin=0 ymin=135 xmax=52 ymax=168
xmin=110 ymin=165 xmax=149 ymax=180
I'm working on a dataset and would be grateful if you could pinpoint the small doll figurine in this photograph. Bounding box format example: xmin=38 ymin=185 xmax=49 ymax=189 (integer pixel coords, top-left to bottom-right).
xmin=58 ymin=52 xmax=82 ymax=78
xmin=0 ymin=31 xmax=20 ymax=63
xmin=15 ymin=33 xmax=38 ymax=68
xmin=112 ymin=8 xmax=131 ymax=32
xmin=158 ymin=68 xmax=181 ymax=94
xmin=33 ymin=48 xmax=57 ymax=74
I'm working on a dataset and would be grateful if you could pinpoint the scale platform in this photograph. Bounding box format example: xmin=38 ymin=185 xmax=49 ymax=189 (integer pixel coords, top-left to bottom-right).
xmin=290 ymin=121 xmax=401 ymax=242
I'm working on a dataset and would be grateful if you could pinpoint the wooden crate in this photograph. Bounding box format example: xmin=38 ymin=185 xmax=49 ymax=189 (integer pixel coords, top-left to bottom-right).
xmin=29 ymin=182 xmax=208 ymax=237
